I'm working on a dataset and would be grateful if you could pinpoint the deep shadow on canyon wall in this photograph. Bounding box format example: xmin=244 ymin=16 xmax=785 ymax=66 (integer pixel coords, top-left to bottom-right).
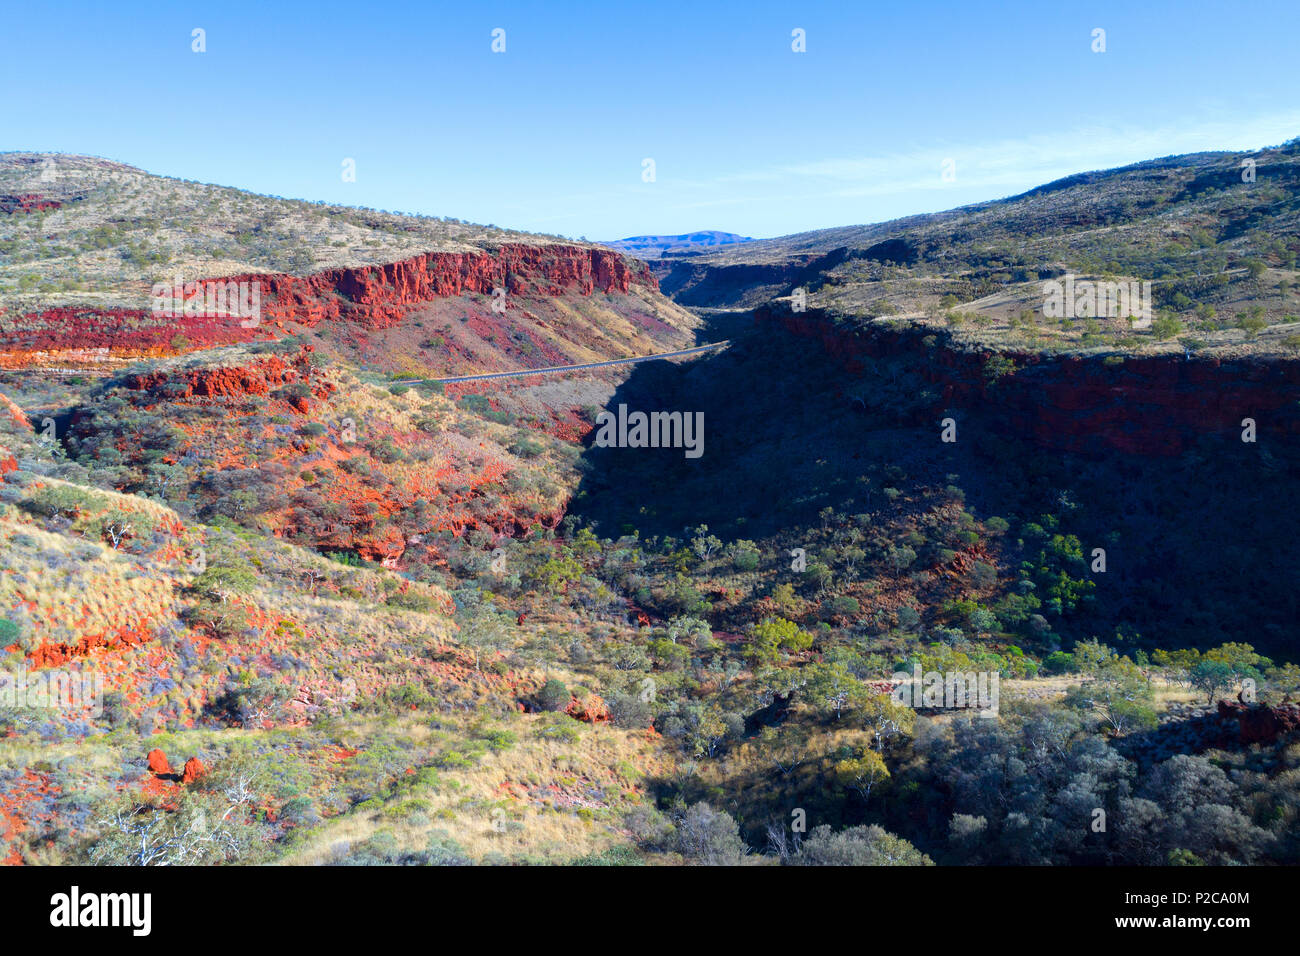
xmin=568 ymin=307 xmax=1300 ymax=658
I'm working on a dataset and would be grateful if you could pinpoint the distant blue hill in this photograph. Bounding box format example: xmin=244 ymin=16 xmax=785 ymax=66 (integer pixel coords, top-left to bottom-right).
xmin=600 ymin=231 xmax=754 ymax=258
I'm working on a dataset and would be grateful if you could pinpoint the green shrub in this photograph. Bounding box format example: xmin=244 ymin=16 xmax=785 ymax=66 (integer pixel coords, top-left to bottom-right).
xmin=385 ymin=590 xmax=435 ymax=612
xmin=20 ymin=485 xmax=98 ymax=520
xmin=538 ymin=679 xmax=570 ymax=712
xmin=1042 ymin=651 xmax=1076 ymax=674
xmin=1151 ymin=314 xmax=1182 ymax=340
xmin=479 ymin=728 xmax=517 ymax=752
xmin=536 ymin=715 xmax=581 ymax=744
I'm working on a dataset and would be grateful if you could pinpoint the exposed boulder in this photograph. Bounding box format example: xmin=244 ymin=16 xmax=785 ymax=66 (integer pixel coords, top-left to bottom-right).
xmin=565 ymin=693 xmax=611 ymax=723
xmin=146 ymin=749 xmax=172 ymax=775
xmin=1217 ymin=699 xmax=1300 ymax=745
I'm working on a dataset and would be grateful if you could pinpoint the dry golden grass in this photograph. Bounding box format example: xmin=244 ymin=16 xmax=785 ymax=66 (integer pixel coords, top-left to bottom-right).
xmin=279 ymin=712 xmax=666 ymax=865
xmin=0 ymin=511 xmax=183 ymax=648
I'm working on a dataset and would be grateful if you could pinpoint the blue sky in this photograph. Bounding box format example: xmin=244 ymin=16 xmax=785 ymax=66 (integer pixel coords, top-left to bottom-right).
xmin=4 ymin=0 xmax=1299 ymax=239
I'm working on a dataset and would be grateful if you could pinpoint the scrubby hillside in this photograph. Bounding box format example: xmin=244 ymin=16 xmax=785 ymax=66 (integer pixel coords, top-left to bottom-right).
xmin=2 ymin=148 xmax=1299 ymax=869
xmin=59 ymin=342 xmax=579 ymax=562
xmin=0 ymin=373 xmax=668 ymax=865
xmin=0 ymin=153 xmax=699 ymax=373
xmin=0 ymin=152 xmax=589 ymax=304
xmin=0 ymin=154 xmax=701 ymax=865
xmin=657 ymin=141 xmax=1300 ymax=359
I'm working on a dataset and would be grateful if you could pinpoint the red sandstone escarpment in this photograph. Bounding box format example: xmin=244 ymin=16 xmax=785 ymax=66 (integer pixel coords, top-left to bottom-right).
xmin=1120 ymin=697 xmax=1300 ymax=763
xmin=220 ymin=244 xmax=654 ymax=329
xmin=1 ymin=244 xmax=657 ymax=365
xmin=760 ymin=305 xmax=1300 ymax=457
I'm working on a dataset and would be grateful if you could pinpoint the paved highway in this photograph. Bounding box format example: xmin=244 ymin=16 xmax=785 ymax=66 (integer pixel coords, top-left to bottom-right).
xmin=390 ymin=340 xmax=729 ymax=386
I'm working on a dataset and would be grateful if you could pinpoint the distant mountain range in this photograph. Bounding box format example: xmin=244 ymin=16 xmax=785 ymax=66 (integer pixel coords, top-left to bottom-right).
xmin=600 ymin=231 xmax=753 ymax=258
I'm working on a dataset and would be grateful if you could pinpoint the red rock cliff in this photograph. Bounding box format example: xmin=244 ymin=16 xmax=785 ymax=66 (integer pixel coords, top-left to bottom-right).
xmin=761 ymin=305 xmax=1300 ymax=457
xmin=222 ymin=243 xmax=656 ymax=330
xmin=2 ymin=244 xmax=656 ymax=362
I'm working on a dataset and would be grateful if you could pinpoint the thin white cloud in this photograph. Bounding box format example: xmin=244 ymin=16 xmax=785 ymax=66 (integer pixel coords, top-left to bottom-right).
xmin=763 ymin=111 xmax=1300 ymax=196
xmin=487 ymin=110 xmax=1300 ymax=235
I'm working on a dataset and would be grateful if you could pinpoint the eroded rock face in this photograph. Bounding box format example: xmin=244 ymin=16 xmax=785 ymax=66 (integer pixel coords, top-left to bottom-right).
xmin=762 ymin=306 xmax=1300 ymax=457
xmin=0 ymin=306 xmax=264 ymax=363
xmin=1 ymin=244 xmax=656 ymax=364
xmin=121 ymin=347 xmax=332 ymax=404
xmin=229 ymin=244 xmax=654 ymax=331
